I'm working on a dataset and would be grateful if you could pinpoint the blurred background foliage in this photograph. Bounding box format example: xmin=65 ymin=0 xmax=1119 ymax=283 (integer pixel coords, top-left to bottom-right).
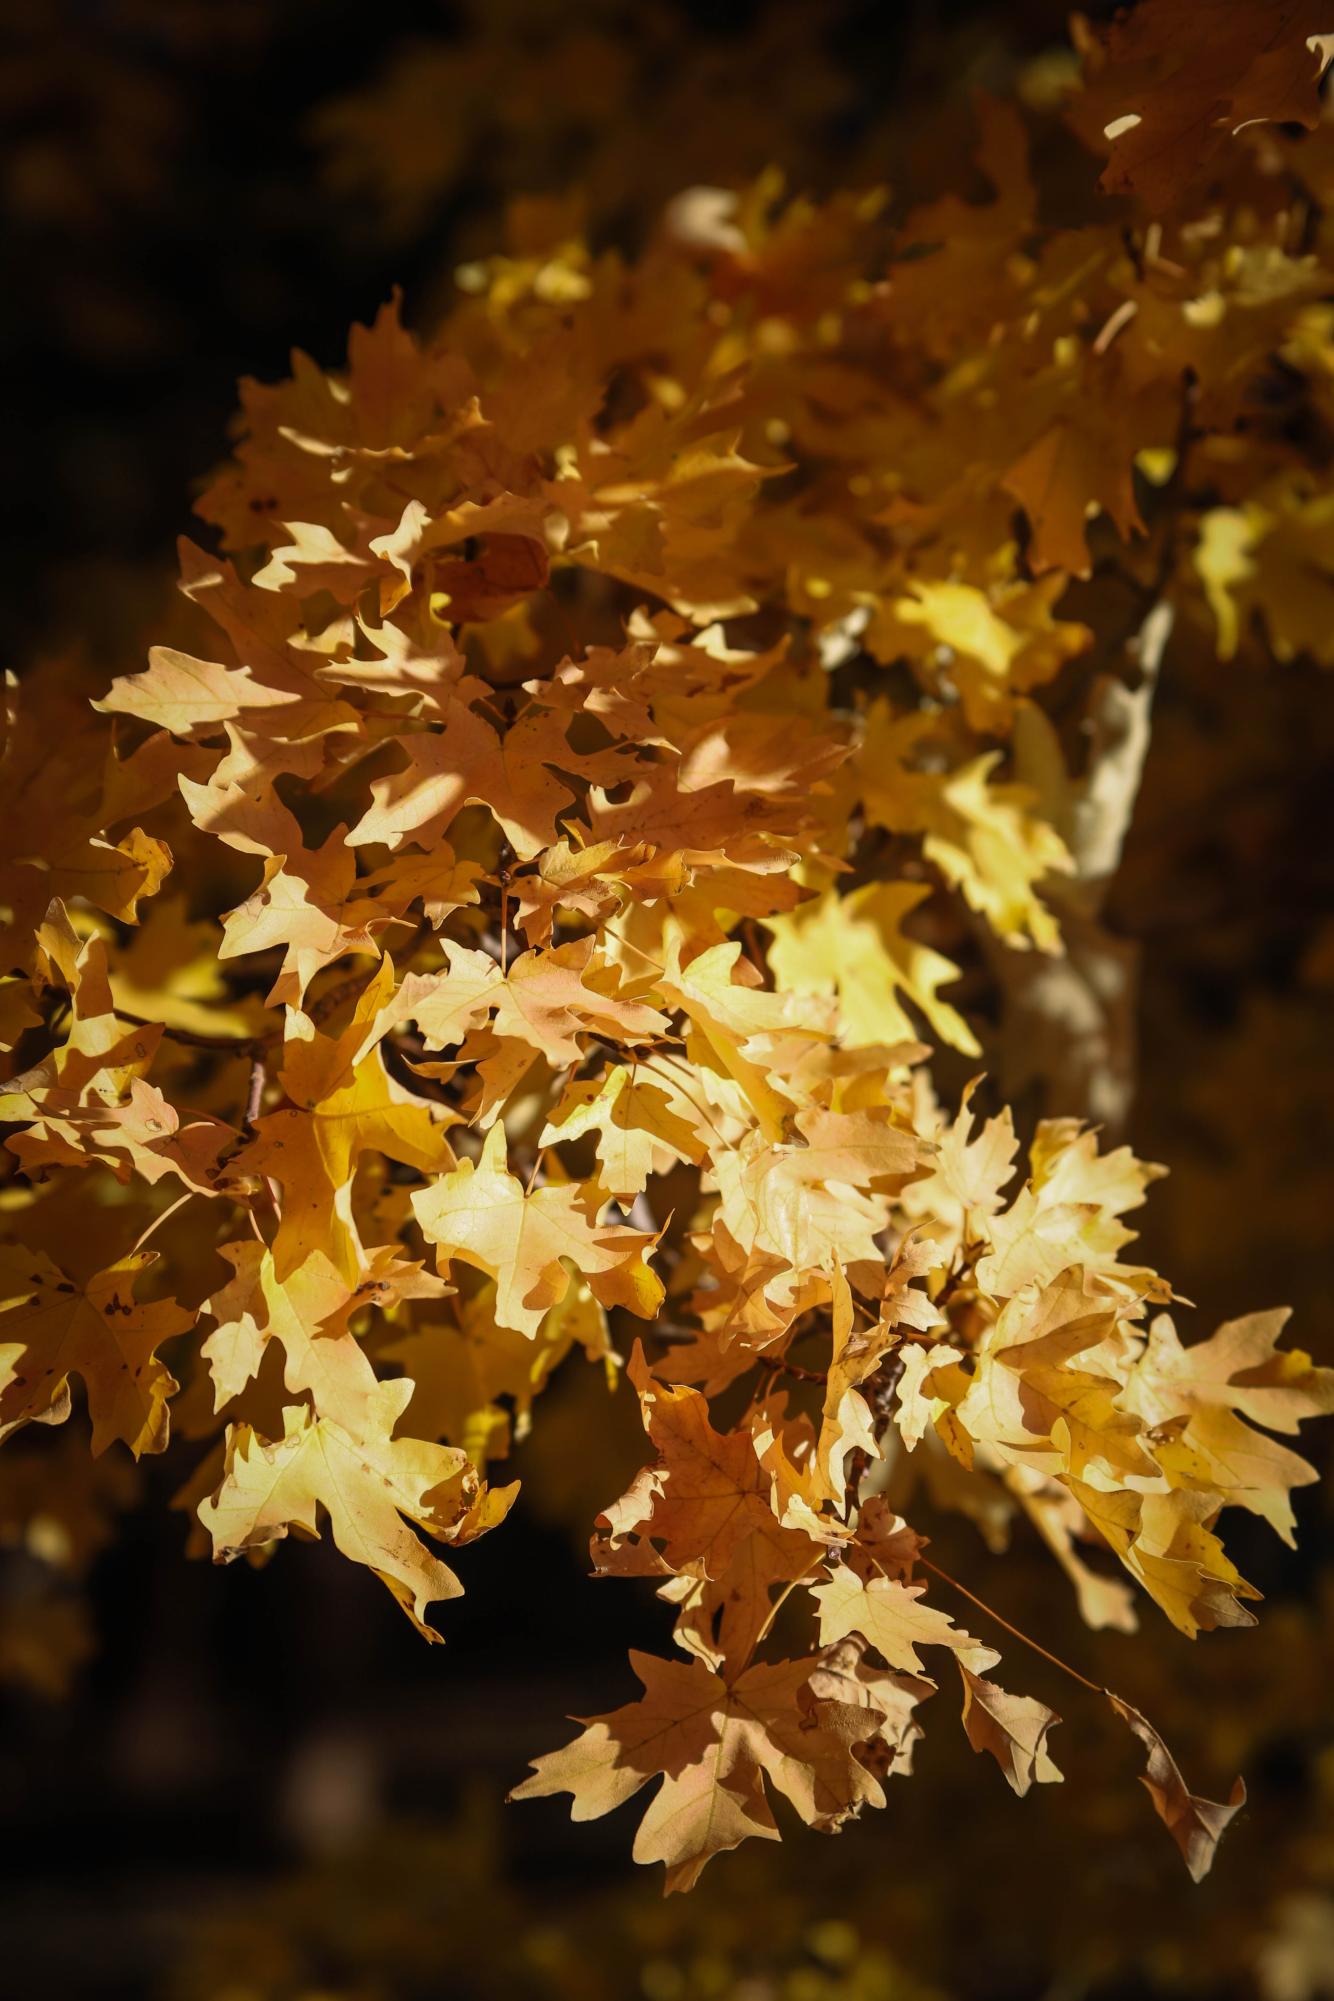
xmin=2 ymin=1 xmax=1332 ymax=1996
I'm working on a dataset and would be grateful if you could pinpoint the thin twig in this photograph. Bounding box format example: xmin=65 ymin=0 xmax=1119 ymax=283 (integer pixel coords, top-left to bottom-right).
xmin=755 ymin=1352 xmax=828 ymax=1384
xmin=114 ymin=1009 xmax=261 ymax=1055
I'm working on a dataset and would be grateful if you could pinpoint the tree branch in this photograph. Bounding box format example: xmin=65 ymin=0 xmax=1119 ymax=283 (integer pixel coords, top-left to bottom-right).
xmin=989 ymin=598 xmax=1174 ymax=1133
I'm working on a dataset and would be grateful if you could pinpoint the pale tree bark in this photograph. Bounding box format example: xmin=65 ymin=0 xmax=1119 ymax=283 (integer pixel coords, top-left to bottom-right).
xmin=988 ymin=601 xmax=1174 ymax=1134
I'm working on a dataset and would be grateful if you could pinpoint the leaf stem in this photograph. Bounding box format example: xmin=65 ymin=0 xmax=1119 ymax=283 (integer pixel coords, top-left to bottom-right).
xmin=747 ymin=1556 xmax=826 ymax=1663
xmin=918 ymin=1556 xmax=1102 ymax=1695
xmin=128 ymin=1189 xmax=197 ymax=1255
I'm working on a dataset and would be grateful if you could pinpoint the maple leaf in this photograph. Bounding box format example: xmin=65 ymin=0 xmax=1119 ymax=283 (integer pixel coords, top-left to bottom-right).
xmin=7 ymin=1074 xmax=237 ymax=1197
xmin=383 ymin=1276 xmax=614 ymax=1466
xmin=861 ymin=706 xmax=1072 ymax=953
xmin=1124 ymin=1308 xmax=1332 ymax=1542
xmin=595 ymin=1345 xmax=820 ymax=1662
xmin=393 ymin=942 xmax=504 ymax=1052
xmin=0 ymin=1248 xmax=190 ymax=1458
xmin=0 ymin=918 xmax=161 ymax=1127
xmin=894 ymin=1341 xmax=966 ymax=1454
xmin=872 ymin=578 xmax=1090 ymax=726
xmin=200 ymin=1378 xmax=512 ymax=1640
xmin=711 ymin=1123 xmax=901 ymax=1295
xmin=954 ymin=1270 xmax=1158 ymax=1483
xmin=511 ymin=836 xmax=646 ymax=948
xmin=217 ymin=835 xmax=391 ymax=1008
xmin=957 ymin=1654 xmax=1064 ymax=1797
xmin=1106 ymin=1692 xmax=1246 ymax=1882
xmin=553 ymin=413 xmax=770 ymax=621
xmin=811 ymin=1567 xmax=971 ymax=1675
xmin=359 ymin=842 xmax=484 ymax=930
xmin=347 ymin=703 xmax=596 ymax=859
xmin=95 ymin=645 xmax=304 ymax=737
xmin=240 ymin=959 xmax=455 ymax=1281
xmin=584 ymin=770 xmax=803 ymax=878
xmin=511 ymin=1647 xmax=889 ymax=1892
xmin=764 ymin=879 xmax=980 ymax=1057
xmin=487 ymin=937 xmax=670 ymax=1065
xmin=901 ymin=1078 xmax=1019 ymax=1252
xmin=0 ymin=682 xmax=177 ymax=953
xmin=368 ymin=493 xmax=551 ymax=595
xmin=974 ymin=1123 xmax=1166 ymax=1301
xmin=1002 ymin=419 xmax=1142 ymax=580
xmin=654 ymin=938 xmax=818 ymax=1141
xmin=412 ymin=1123 xmax=663 ymax=1338
xmin=0 ymin=979 xmax=42 ymax=1054
xmin=817 ymin=1249 xmax=942 ymax=1498
xmin=540 ymin=1064 xmax=707 ymax=1196
xmin=200 ymin=1239 xmax=445 ymax=1429
xmin=1197 ymin=484 xmax=1334 ymax=667
xmin=1068 ymin=1479 xmax=1262 ymax=1638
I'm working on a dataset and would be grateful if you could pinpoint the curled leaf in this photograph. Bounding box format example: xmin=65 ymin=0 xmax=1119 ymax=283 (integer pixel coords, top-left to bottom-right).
xmin=1107 ymin=1690 xmax=1246 ymax=1881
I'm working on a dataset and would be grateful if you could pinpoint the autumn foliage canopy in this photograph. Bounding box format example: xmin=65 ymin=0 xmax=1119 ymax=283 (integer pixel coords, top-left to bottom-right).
xmin=4 ymin=0 xmax=1334 ymax=1896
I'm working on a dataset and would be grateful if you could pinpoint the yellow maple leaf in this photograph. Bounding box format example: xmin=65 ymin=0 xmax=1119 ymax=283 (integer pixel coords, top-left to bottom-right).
xmin=764 ymin=878 xmax=979 ymax=1056
xmin=0 ymin=1248 xmax=190 ymax=1458
xmin=412 ymin=1122 xmax=663 ymax=1337
xmin=199 ymin=1379 xmax=511 ymax=1640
